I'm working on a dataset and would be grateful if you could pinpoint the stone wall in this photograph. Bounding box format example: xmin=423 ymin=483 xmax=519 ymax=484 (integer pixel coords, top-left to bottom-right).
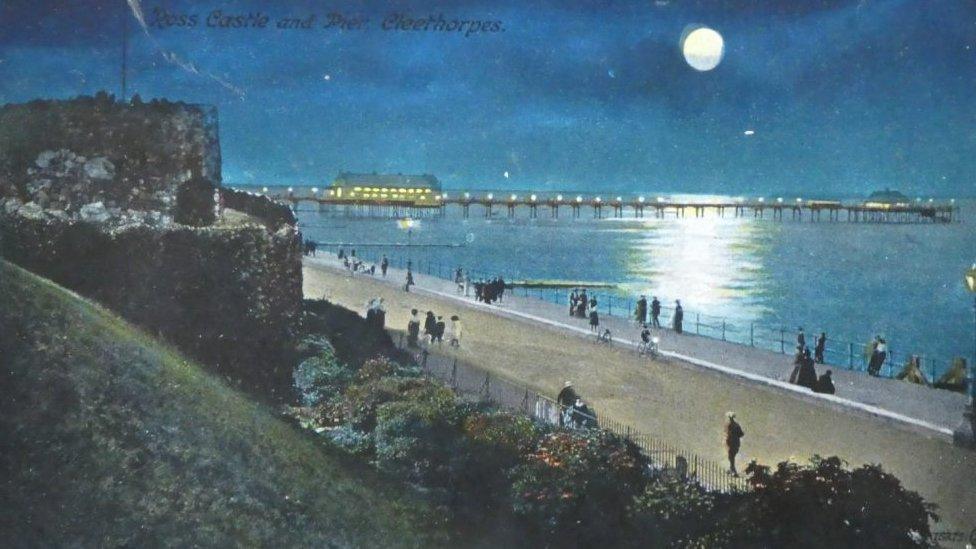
xmin=0 ymin=93 xmax=221 ymax=217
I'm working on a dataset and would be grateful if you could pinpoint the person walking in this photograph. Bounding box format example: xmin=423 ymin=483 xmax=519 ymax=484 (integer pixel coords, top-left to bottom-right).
xmin=381 ymin=255 xmax=389 ymax=277
xmin=868 ymin=338 xmax=887 ymax=376
xmin=423 ymin=311 xmax=436 ymax=342
xmin=672 ymin=300 xmax=684 ymax=334
xmin=407 ymin=309 xmax=421 ymax=348
xmin=797 ymin=327 xmax=806 ymax=350
xmin=449 ymin=315 xmax=462 ymax=347
xmin=725 ymin=412 xmax=745 ymax=477
xmin=635 ymin=295 xmax=647 ymax=326
xmin=814 ymin=332 xmax=826 ymax=364
xmin=404 ymin=268 xmax=415 ymax=292
xmin=651 ymin=296 xmax=661 ymax=328
xmin=434 ymin=316 xmax=446 ymax=346
xmin=589 ymin=308 xmax=600 ymax=333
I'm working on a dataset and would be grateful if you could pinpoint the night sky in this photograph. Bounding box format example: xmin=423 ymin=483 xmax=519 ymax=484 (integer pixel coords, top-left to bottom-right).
xmin=1 ymin=0 xmax=974 ymax=197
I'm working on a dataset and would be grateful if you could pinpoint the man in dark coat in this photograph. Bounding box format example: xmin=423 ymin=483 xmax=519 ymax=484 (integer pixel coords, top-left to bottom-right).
xmin=423 ymin=311 xmax=436 ymax=341
xmin=796 ymin=347 xmax=818 ymax=389
xmin=725 ymin=412 xmax=745 ymax=477
xmin=381 ymin=255 xmax=389 ymax=277
xmin=635 ymin=295 xmax=647 ymax=325
xmin=815 ymin=332 xmax=826 ymax=364
xmin=651 ymin=296 xmax=661 ymax=328
xmin=797 ymin=327 xmax=806 ymax=350
xmin=672 ymin=300 xmax=684 ymax=334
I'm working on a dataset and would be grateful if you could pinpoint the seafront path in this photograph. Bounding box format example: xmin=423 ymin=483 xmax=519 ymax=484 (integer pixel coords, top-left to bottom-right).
xmin=303 ymin=255 xmax=975 ymax=532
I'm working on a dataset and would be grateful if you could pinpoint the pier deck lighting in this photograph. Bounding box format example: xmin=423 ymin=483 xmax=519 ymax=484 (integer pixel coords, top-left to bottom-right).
xmin=595 ymin=197 xmax=602 ymax=203
xmin=287 ymin=187 xmax=294 ymax=193
xmin=576 ymin=196 xmax=583 ymax=203
xmin=758 ymin=197 xmax=765 ymax=202
xmin=510 ymin=194 xmax=517 ymax=201
xmin=530 ymin=194 xmax=537 ymax=201
xmin=929 ymin=198 xmax=934 ymax=203
xmin=638 ymin=196 xmax=645 ymax=203
xmin=311 ymin=187 xmax=318 ymax=194
xmin=487 ymin=193 xmax=494 ymax=200
xmin=442 ymin=192 xmax=448 ymax=199
xmin=656 ymin=196 xmax=664 ymax=203
xmin=796 ymin=198 xmax=802 ymax=203
xmin=464 ymin=192 xmax=470 ymax=199
xmin=777 ymin=197 xmax=784 ymax=203
xmin=556 ymin=194 xmax=563 ymax=201
xmin=616 ymin=196 xmax=622 ymax=202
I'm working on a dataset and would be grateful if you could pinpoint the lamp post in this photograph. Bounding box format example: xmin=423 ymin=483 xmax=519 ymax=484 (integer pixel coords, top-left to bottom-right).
xmin=954 ymin=263 xmax=976 ymax=447
xmin=398 ymin=217 xmax=416 ymax=269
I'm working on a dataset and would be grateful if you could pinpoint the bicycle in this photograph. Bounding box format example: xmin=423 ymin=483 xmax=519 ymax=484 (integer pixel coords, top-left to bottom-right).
xmin=637 ymin=336 xmax=660 ymax=359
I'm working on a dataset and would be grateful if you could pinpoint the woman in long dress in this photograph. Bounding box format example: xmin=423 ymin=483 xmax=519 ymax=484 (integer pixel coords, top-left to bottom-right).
xmin=672 ymin=300 xmax=684 ymax=334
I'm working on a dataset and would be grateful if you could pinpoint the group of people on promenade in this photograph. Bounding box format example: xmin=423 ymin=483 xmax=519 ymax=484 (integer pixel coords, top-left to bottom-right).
xmin=568 ymin=288 xmax=605 ymax=334
xmin=790 ymin=328 xmax=835 ymax=394
xmin=633 ymin=295 xmax=684 ymax=333
xmin=406 ymin=308 xmax=463 ymax=348
xmin=474 ymin=276 xmax=506 ymax=305
xmin=364 ymin=298 xmax=386 ymax=330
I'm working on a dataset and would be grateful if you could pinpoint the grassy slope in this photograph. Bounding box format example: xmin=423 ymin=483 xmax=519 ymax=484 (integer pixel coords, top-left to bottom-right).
xmin=0 ymin=261 xmax=446 ymax=547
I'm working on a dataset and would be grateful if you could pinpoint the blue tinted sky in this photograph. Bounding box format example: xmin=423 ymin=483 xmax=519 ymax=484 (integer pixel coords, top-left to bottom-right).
xmin=1 ymin=0 xmax=974 ymax=197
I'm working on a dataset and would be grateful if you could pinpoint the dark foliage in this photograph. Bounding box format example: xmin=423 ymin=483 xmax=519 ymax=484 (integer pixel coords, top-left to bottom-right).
xmin=0 ymin=214 xmax=303 ymax=398
xmin=723 ymin=456 xmax=939 ymax=548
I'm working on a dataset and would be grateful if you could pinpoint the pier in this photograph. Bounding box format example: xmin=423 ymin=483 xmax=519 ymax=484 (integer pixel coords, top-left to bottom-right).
xmin=247 ymin=186 xmax=959 ymax=224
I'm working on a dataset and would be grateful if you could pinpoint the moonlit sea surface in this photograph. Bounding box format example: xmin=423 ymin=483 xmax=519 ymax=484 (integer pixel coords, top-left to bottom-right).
xmin=292 ymin=195 xmax=976 ymax=375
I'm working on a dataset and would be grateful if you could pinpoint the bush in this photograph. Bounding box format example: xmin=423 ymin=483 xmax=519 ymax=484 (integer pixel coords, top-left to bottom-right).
xmin=511 ymin=430 xmax=649 ymax=546
xmin=725 ymin=456 xmax=938 ymax=548
xmin=342 ymin=377 xmax=433 ymax=432
xmin=630 ymin=475 xmax=735 ymax=547
xmin=373 ymin=384 xmax=468 ymax=483
xmin=293 ymin=344 xmax=353 ymax=407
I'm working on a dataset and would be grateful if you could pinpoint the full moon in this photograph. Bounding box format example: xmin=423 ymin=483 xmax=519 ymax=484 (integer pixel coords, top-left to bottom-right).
xmin=682 ymin=27 xmax=724 ymax=71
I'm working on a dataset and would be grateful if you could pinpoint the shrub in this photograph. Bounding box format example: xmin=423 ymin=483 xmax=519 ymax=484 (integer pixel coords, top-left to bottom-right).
xmin=292 ymin=345 xmax=353 ymax=407
xmin=511 ymin=430 xmax=649 ymax=546
xmin=373 ymin=384 xmax=468 ymax=483
xmin=342 ymin=377 xmax=433 ymax=432
xmin=630 ymin=475 xmax=735 ymax=547
xmin=725 ymin=456 xmax=938 ymax=548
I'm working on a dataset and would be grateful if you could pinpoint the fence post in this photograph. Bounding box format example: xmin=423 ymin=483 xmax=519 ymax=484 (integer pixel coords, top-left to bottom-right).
xmin=780 ymin=327 xmax=785 ymax=353
xmin=696 ymin=313 xmax=701 ymax=335
xmin=722 ymin=320 xmax=726 ymax=341
xmin=608 ymin=295 xmax=613 ymax=316
xmin=750 ymin=323 xmax=754 ymax=347
xmin=849 ymin=343 xmax=854 ymax=369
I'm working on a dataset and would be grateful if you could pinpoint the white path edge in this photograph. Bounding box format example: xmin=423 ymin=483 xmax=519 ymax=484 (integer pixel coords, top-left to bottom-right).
xmin=307 ymin=258 xmax=955 ymax=440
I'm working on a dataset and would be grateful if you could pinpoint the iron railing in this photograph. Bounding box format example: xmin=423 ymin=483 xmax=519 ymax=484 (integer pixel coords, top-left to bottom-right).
xmin=392 ymin=331 xmax=749 ymax=494
xmin=312 ymin=244 xmax=957 ymax=384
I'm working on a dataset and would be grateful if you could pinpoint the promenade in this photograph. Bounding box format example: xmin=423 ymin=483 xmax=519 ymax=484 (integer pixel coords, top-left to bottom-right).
xmin=303 ymin=255 xmax=975 ymax=532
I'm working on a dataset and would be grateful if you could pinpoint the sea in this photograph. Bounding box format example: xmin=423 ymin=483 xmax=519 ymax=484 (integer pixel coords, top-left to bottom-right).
xmin=277 ymin=189 xmax=975 ymax=378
